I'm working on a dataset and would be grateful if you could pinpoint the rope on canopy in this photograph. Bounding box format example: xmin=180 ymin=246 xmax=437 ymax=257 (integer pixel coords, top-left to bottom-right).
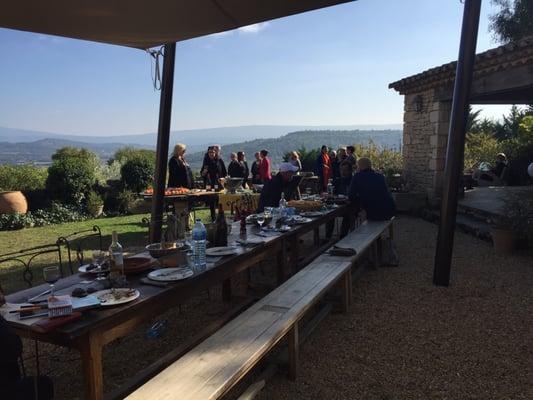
xmin=147 ymin=46 xmax=165 ymax=91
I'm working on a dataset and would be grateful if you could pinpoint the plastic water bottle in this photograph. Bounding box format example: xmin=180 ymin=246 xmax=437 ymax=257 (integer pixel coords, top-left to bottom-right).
xmin=327 ymin=179 xmax=334 ymax=196
xmin=146 ymin=320 xmax=167 ymax=340
xmin=192 ymin=219 xmax=207 ymax=271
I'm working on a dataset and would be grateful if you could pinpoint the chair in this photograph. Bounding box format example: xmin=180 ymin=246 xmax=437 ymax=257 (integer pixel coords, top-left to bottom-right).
xmin=0 ymin=243 xmax=63 ymax=288
xmin=56 ymin=225 xmax=102 ymax=274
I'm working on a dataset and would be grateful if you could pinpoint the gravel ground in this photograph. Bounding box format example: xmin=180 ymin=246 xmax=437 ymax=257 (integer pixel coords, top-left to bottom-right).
xmin=258 ymin=216 xmax=533 ymax=400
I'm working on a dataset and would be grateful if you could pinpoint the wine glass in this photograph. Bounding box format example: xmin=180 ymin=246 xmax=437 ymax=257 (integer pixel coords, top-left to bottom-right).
xmin=263 ymin=208 xmax=272 ymax=227
xmin=92 ymin=250 xmax=107 ymax=281
xmin=256 ymin=214 xmax=265 ymax=228
xmin=43 ymin=266 xmax=60 ymax=298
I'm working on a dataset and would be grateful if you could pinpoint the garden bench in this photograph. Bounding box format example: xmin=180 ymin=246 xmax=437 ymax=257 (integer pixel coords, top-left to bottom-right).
xmin=126 ymin=217 xmax=394 ymax=400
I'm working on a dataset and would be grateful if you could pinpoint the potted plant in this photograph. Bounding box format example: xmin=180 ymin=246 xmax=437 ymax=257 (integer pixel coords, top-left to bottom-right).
xmin=0 ymin=185 xmax=28 ymax=215
xmin=86 ymin=191 xmax=104 ymax=218
xmin=491 ymin=191 xmax=533 ymax=253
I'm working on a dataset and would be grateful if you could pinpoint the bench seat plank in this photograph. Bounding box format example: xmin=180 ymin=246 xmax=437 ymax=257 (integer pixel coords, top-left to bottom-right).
xmin=126 ymin=260 xmax=351 ymax=400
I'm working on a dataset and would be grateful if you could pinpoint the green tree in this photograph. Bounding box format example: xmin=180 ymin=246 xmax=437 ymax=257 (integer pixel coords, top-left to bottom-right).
xmin=120 ymin=157 xmax=154 ymax=193
xmin=112 ymin=147 xmax=156 ymax=166
xmin=464 ymin=132 xmax=503 ymax=170
xmin=46 ymin=149 xmax=98 ymax=206
xmin=489 ymin=0 xmax=533 ymax=43
xmin=494 ymin=105 xmax=526 ymax=140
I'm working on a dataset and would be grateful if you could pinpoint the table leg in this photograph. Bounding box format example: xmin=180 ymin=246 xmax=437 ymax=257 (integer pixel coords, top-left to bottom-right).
xmin=78 ymin=334 xmax=104 ymax=400
xmin=222 ymin=278 xmax=232 ymax=302
xmin=209 ymin=197 xmax=217 ymax=222
xmin=288 ymin=236 xmax=300 ymax=273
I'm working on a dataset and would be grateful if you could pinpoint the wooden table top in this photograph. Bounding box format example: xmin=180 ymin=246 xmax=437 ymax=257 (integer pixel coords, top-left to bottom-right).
xmin=5 ymin=205 xmax=349 ymax=340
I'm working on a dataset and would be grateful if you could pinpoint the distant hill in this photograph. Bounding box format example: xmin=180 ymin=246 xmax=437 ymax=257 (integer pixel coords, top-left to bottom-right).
xmin=0 ymin=138 xmax=151 ymax=165
xmin=0 ymin=125 xmax=402 ymax=165
xmin=186 ymin=129 xmax=402 ymax=170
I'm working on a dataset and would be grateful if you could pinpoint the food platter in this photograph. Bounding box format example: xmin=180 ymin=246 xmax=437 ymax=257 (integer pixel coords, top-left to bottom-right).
xmin=205 ymin=246 xmax=239 ymax=256
xmin=93 ymin=288 xmax=140 ymax=306
xmin=148 ymin=267 xmax=194 ymax=282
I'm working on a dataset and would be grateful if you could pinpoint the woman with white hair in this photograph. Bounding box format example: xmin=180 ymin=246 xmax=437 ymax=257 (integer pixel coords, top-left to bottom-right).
xmin=168 ymin=143 xmax=193 ymax=188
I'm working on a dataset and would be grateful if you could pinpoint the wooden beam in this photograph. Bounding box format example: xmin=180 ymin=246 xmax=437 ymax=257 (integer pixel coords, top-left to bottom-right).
xmin=434 ymin=0 xmax=481 ymax=287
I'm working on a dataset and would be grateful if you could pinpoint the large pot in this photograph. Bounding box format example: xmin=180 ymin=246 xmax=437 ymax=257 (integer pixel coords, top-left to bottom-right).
xmin=0 ymin=191 xmax=28 ymax=214
xmin=490 ymin=227 xmax=516 ymax=254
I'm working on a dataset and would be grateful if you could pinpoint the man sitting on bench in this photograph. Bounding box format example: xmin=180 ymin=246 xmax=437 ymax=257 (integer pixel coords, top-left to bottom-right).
xmin=348 ymin=157 xmax=395 ymax=221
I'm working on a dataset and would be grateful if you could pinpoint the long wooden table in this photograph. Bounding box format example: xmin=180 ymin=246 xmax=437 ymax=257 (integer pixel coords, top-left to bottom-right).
xmin=5 ymin=205 xmax=350 ymax=400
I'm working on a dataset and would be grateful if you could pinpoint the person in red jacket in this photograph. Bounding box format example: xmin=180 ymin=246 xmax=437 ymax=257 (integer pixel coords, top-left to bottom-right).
xmin=259 ymin=149 xmax=272 ymax=183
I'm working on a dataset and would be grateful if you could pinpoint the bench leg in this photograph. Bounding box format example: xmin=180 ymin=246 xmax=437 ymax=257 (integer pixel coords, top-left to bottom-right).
xmin=287 ymin=322 xmax=299 ymax=381
xmin=341 ymin=270 xmax=352 ymax=313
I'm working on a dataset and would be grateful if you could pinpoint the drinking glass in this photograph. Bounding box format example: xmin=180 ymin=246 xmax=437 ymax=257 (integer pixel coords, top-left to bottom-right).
xmin=263 ymin=208 xmax=272 ymax=227
xmin=43 ymin=266 xmax=60 ymax=297
xmin=256 ymin=214 xmax=265 ymax=227
xmin=92 ymin=250 xmax=108 ymax=281
xmin=305 ymin=187 xmax=312 ymax=198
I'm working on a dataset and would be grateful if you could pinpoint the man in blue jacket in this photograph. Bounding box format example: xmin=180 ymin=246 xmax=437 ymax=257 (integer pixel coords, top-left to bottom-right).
xmin=348 ymin=158 xmax=395 ymax=221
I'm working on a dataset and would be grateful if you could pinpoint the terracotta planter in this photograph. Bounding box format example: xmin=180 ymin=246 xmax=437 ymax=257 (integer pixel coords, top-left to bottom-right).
xmin=88 ymin=204 xmax=104 ymax=218
xmin=0 ymin=191 xmax=28 ymax=214
xmin=490 ymin=227 xmax=516 ymax=254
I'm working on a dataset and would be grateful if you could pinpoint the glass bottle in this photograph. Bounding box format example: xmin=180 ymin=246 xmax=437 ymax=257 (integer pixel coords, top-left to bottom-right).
xmin=214 ymin=204 xmax=228 ymax=246
xmin=108 ymin=231 xmax=124 ymax=278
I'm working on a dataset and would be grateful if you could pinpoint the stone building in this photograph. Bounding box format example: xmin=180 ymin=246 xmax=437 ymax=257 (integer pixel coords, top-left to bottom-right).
xmin=389 ymin=36 xmax=533 ymax=198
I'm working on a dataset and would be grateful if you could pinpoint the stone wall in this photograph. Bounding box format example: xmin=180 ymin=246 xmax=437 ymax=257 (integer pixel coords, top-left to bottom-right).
xmin=401 ymin=89 xmax=451 ymax=198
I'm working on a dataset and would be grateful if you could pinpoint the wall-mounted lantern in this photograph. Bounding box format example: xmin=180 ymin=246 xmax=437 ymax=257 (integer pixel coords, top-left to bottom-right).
xmin=413 ymin=95 xmax=424 ymax=113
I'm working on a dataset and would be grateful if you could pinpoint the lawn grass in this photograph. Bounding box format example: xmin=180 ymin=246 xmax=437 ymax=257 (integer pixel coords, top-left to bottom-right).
xmin=0 ymin=210 xmax=211 ymax=294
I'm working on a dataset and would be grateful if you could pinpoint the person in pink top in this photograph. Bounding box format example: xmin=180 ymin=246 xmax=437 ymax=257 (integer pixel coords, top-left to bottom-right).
xmin=259 ymin=149 xmax=272 ymax=182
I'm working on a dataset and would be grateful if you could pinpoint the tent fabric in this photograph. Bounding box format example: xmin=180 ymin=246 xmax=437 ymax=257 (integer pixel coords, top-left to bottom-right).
xmin=0 ymin=0 xmax=354 ymax=49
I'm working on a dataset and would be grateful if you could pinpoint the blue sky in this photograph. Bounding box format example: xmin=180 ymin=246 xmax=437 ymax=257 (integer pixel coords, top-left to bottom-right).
xmin=0 ymin=0 xmax=512 ymax=136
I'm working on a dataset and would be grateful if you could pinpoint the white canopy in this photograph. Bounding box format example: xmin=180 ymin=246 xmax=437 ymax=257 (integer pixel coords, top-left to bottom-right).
xmin=1 ymin=0 xmax=354 ymax=49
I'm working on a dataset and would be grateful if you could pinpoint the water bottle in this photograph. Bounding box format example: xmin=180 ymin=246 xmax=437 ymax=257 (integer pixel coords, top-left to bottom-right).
xmin=146 ymin=319 xmax=167 ymax=340
xmin=279 ymin=192 xmax=288 ymax=218
xmin=192 ymin=218 xmax=207 ymax=271
xmin=327 ymin=179 xmax=334 ymax=196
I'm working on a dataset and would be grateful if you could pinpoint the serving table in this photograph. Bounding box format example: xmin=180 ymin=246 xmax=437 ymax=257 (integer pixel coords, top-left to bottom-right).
xmin=4 ymin=204 xmax=350 ymax=400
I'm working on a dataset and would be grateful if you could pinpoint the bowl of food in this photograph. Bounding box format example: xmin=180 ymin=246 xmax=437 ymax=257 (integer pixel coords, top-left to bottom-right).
xmin=224 ymin=178 xmax=243 ymax=194
xmin=145 ymin=242 xmax=183 ymax=258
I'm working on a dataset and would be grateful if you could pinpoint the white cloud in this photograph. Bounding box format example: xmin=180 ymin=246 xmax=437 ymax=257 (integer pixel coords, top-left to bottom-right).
xmin=238 ymin=22 xmax=270 ymax=34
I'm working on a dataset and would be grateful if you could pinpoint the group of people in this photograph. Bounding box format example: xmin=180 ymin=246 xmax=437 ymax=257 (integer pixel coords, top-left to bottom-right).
xmin=315 ymin=145 xmax=357 ymax=193
xmin=166 ymin=142 xmax=395 ymax=222
xmin=167 ymin=144 xmax=277 ymax=190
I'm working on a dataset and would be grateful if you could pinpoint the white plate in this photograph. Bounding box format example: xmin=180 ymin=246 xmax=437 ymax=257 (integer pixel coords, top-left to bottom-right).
xmin=93 ymin=289 xmax=140 ymax=306
xmin=205 ymin=246 xmax=239 ymax=256
xmin=148 ymin=267 xmax=194 ymax=282
xmin=78 ymin=264 xmax=101 ymax=275
xmin=290 ymin=216 xmax=313 ymax=224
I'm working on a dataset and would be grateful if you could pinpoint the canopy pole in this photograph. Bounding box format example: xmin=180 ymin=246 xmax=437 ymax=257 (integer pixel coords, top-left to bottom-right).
xmin=150 ymin=43 xmax=176 ymax=243
xmin=433 ymin=0 xmax=481 ymax=286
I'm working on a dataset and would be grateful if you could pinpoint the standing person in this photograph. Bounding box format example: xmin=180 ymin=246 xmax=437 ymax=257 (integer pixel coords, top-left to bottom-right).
xmin=337 ymin=147 xmax=347 ymax=163
xmin=227 ymin=153 xmax=241 ymax=178
xmin=214 ymin=145 xmax=227 ymax=177
xmin=289 ymin=151 xmax=302 ymax=172
xmin=315 ymin=145 xmax=332 ymax=192
xmin=348 ymin=157 xmax=395 ymax=221
xmin=330 ymin=149 xmax=340 ymax=180
xmin=201 ymin=147 xmax=223 ymax=187
xmin=251 ymin=152 xmax=262 ymax=185
xmin=345 ymin=145 xmax=357 ymax=171
xmin=168 ymin=143 xmax=193 ymax=188
xmin=259 ymin=149 xmax=272 ymax=183
xmin=238 ymin=151 xmax=250 ymax=188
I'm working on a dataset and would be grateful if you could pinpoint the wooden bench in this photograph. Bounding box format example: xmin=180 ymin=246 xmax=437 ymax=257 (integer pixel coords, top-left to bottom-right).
xmin=126 ymin=218 xmax=394 ymax=400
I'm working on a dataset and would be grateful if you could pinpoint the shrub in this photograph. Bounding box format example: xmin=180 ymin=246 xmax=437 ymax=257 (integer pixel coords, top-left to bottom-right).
xmin=353 ymin=141 xmax=403 ymax=177
xmin=112 ymin=147 xmax=156 ymax=165
xmin=115 ymin=190 xmax=137 ymax=214
xmin=464 ymin=132 xmax=503 ymax=170
xmin=0 ymin=202 xmax=88 ymax=231
xmin=0 ymin=164 xmax=48 ymax=192
xmin=120 ymin=157 xmax=154 ymax=193
xmin=46 ymin=148 xmax=98 ymax=206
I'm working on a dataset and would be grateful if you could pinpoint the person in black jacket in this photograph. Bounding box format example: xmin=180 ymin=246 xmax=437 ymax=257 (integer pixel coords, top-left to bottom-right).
xmin=227 ymin=153 xmax=242 ymax=178
xmin=168 ymin=143 xmax=193 ymax=188
xmin=250 ymin=152 xmax=262 ymax=185
xmin=257 ymin=163 xmax=299 ymax=212
xmin=201 ymin=147 xmax=223 ymax=188
xmin=0 ymin=287 xmax=54 ymax=400
xmin=348 ymin=158 xmax=395 ymax=221
xmin=214 ymin=145 xmax=227 ymax=178
xmin=238 ymin=151 xmax=249 ymax=188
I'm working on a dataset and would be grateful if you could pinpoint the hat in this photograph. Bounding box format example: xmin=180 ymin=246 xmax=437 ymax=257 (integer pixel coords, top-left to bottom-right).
xmin=279 ymin=162 xmax=299 ymax=173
